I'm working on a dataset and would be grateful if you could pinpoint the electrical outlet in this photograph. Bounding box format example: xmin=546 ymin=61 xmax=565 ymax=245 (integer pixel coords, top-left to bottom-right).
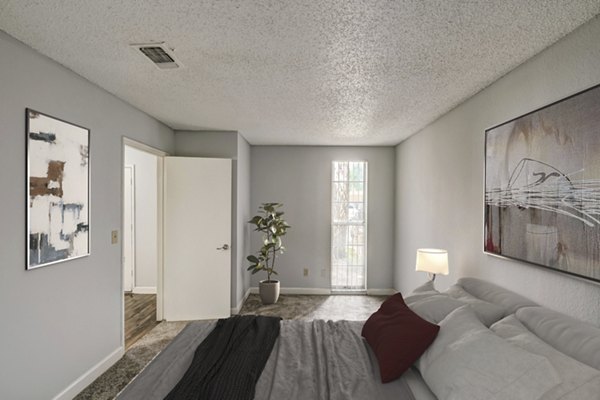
xmin=303 ymin=268 xmax=309 ymax=277
xmin=111 ymin=230 xmax=118 ymax=244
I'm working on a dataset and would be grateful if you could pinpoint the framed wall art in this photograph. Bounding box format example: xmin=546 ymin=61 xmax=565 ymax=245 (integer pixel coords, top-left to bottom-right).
xmin=484 ymin=84 xmax=600 ymax=282
xmin=27 ymin=109 xmax=90 ymax=269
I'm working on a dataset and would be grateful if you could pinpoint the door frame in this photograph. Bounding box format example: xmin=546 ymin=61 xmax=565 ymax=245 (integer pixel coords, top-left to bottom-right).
xmin=123 ymin=164 xmax=136 ymax=292
xmin=121 ymin=137 xmax=168 ymax=349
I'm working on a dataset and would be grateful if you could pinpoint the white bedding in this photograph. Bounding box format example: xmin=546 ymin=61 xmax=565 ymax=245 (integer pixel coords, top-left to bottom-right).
xmin=409 ymin=278 xmax=600 ymax=400
xmin=417 ymin=306 xmax=560 ymax=400
xmin=491 ymin=315 xmax=600 ymax=400
xmin=403 ymin=368 xmax=437 ymax=400
xmin=118 ymin=277 xmax=600 ymax=400
xmin=118 ymin=320 xmax=417 ymax=400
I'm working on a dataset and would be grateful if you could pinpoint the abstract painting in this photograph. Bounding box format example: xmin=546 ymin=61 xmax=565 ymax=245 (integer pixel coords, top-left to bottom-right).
xmin=484 ymin=85 xmax=600 ymax=282
xmin=27 ymin=109 xmax=89 ymax=269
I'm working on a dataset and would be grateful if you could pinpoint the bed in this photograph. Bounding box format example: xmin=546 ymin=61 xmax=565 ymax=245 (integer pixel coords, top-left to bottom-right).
xmin=117 ymin=278 xmax=600 ymax=400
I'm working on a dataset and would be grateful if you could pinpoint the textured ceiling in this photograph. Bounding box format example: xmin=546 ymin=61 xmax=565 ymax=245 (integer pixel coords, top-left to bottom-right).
xmin=1 ymin=1 xmax=599 ymax=145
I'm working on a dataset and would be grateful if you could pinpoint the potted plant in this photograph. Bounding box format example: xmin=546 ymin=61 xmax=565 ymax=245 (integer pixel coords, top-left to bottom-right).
xmin=247 ymin=202 xmax=291 ymax=304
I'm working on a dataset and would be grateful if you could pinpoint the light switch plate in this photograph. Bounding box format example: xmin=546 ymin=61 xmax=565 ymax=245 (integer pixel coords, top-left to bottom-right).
xmin=111 ymin=230 xmax=118 ymax=244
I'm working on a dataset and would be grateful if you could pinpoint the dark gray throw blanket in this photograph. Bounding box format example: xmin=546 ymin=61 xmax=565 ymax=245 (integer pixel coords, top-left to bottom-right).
xmin=164 ymin=315 xmax=281 ymax=400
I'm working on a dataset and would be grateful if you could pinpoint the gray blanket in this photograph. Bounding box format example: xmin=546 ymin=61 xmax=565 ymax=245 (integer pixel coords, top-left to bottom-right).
xmin=118 ymin=319 xmax=416 ymax=400
xmin=165 ymin=315 xmax=280 ymax=399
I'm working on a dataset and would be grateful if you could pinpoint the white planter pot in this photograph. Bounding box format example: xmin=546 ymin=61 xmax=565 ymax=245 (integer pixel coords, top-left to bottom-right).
xmin=259 ymin=280 xmax=280 ymax=304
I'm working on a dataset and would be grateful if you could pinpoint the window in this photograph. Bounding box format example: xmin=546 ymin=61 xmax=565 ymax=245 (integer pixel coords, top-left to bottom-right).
xmin=331 ymin=161 xmax=367 ymax=291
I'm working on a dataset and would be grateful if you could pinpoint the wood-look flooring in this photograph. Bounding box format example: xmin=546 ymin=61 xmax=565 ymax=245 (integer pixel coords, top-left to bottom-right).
xmin=125 ymin=293 xmax=159 ymax=349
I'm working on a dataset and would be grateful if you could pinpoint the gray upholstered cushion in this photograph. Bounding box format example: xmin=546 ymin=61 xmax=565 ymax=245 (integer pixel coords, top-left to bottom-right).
xmin=457 ymin=277 xmax=538 ymax=315
xmin=516 ymin=306 xmax=600 ymax=371
xmin=417 ymin=306 xmax=560 ymax=400
xmin=491 ymin=315 xmax=600 ymax=400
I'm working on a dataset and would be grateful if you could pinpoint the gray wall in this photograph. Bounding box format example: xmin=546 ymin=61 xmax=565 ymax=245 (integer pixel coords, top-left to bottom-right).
xmin=395 ymin=16 xmax=600 ymax=326
xmin=174 ymin=131 xmax=238 ymax=158
xmin=174 ymin=131 xmax=251 ymax=309
xmin=237 ymin=136 xmax=252 ymax=302
xmin=250 ymin=146 xmax=395 ymax=290
xmin=0 ymin=31 xmax=174 ymax=399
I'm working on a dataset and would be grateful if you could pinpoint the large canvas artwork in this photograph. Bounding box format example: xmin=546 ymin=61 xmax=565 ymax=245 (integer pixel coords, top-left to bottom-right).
xmin=485 ymin=85 xmax=600 ymax=282
xmin=27 ymin=109 xmax=90 ymax=269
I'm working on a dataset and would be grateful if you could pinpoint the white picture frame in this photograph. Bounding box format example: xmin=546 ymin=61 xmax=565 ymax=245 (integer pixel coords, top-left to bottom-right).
xmin=27 ymin=109 xmax=90 ymax=269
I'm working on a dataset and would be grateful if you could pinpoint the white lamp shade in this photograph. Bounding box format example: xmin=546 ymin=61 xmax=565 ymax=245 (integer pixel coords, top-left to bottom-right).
xmin=415 ymin=248 xmax=449 ymax=275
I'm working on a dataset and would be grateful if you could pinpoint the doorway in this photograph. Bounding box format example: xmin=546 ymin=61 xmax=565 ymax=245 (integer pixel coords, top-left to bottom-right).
xmin=122 ymin=138 xmax=166 ymax=348
xmin=121 ymin=138 xmax=232 ymax=348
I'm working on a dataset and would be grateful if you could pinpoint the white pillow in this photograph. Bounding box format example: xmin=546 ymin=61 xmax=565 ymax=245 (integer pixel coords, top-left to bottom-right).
xmin=412 ymin=280 xmax=438 ymax=293
xmin=404 ymin=281 xmax=440 ymax=305
xmin=417 ymin=306 xmax=560 ymax=400
xmin=456 ymin=278 xmax=537 ymax=315
xmin=491 ymin=315 xmax=600 ymax=400
xmin=408 ymin=294 xmax=466 ymax=322
xmin=408 ymin=293 xmax=504 ymax=327
xmin=445 ymin=285 xmax=506 ymax=322
xmin=404 ymin=292 xmax=440 ymax=305
xmin=516 ymin=307 xmax=600 ymax=371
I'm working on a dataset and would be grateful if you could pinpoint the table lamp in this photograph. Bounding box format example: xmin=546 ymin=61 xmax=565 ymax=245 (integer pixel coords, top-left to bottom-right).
xmin=415 ymin=248 xmax=449 ymax=283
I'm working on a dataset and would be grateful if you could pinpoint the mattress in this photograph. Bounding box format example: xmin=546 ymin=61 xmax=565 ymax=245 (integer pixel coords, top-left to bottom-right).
xmin=118 ymin=319 xmax=417 ymax=399
xmin=118 ymin=277 xmax=600 ymax=400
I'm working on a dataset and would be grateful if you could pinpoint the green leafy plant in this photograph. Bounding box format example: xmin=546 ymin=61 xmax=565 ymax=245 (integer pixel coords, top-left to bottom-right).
xmin=247 ymin=203 xmax=291 ymax=282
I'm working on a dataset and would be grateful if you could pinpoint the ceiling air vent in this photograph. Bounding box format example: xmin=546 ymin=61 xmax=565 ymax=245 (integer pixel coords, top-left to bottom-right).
xmin=131 ymin=43 xmax=182 ymax=70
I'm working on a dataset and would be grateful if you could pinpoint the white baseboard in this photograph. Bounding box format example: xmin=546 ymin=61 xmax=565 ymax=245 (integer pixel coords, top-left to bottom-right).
xmin=249 ymin=287 xmax=332 ymax=295
xmin=249 ymin=287 xmax=395 ymax=296
xmin=231 ymin=288 xmax=251 ymax=314
xmin=132 ymin=286 xmax=157 ymax=294
xmin=366 ymin=288 xmax=396 ymax=296
xmin=53 ymin=347 xmax=124 ymax=400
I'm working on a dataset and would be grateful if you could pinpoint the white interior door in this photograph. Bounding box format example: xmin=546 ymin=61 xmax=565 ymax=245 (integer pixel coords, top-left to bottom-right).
xmin=163 ymin=157 xmax=231 ymax=321
xmin=123 ymin=165 xmax=135 ymax=292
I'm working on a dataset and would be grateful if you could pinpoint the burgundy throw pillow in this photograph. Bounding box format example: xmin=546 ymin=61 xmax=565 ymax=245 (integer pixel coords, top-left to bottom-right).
xmin=361 ymin=292 xmax=440 ymax=383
